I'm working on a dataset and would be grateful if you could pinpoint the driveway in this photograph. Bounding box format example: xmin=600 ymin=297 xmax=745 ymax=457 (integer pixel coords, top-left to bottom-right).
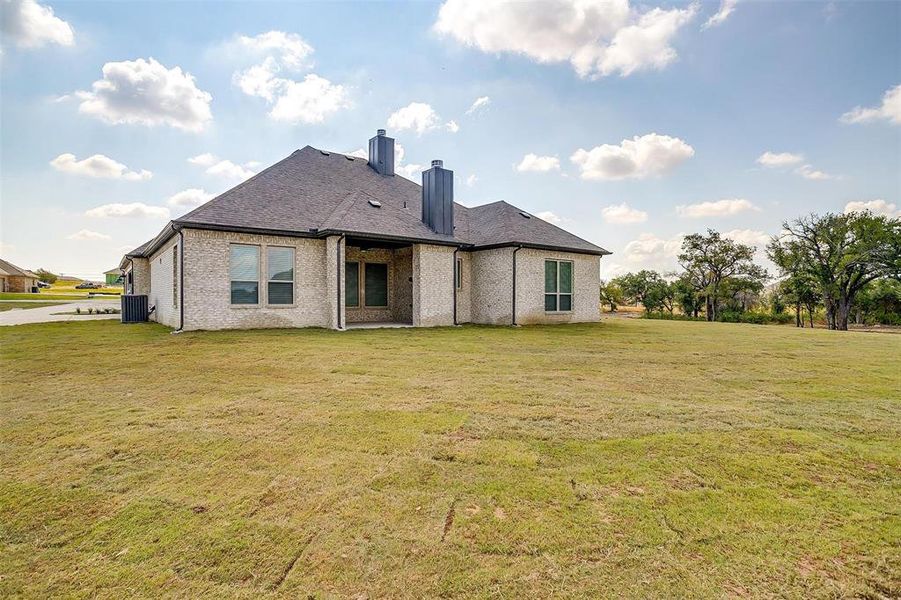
xmin=0 ymin=300 xmax=120 ymax=326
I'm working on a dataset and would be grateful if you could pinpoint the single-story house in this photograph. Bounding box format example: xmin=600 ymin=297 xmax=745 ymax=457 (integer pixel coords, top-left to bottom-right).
xmin=0 ymin=258 xmax=39 ymax=293
xmin=120 ymin=130 xmax=610 ymax=331
xmin=104 ymin=268 xmax=123 ymax=285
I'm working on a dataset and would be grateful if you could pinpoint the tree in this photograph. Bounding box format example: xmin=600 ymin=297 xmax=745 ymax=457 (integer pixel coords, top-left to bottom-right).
xmin=614 ymin=270 xmax=669 ymax=314
xmin=678 ymin=230 xmax=768 ymax=322
xmin=769 ymin=212 xmax=901 ymax=330
xmin=599 ymin=280 xmax=624 ymax=312
xmin=35 ymin=268 xmax=57 ymax=284
xmin=852 ymin=278 xmax=901 ymax=325
xmin=673 ymin=276 xmax=703 ymax=318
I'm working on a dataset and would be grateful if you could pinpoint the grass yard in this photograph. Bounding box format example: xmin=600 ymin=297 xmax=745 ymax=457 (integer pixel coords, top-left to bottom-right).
xmin=1 ymin=319 xmax=898 ymax=598
xmin=0 ymin=302 xmax=64 ymax=312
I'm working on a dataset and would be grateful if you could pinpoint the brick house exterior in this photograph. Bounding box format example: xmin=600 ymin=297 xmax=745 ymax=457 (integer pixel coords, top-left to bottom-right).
xmin=0 ymin=259 xmax=39 ymax=293
xmin=120 ymin=131 xmax=609 ymax=331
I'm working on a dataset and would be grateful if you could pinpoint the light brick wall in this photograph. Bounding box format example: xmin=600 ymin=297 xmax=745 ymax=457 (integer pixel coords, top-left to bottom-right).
xmin=514 ymin=248 xmax=600 ymax=325
xmin=470 ymin=247 xmax=514 ymax=324
xmin=412 ymin=243 xmax=455 ymax=327
xmin=183 ymin=228 xmax=331 ymax=331
xmin=148 ymin=239 xmax=179 ymax=328
xmin=131 ymin=258 xmax=151 ymax=295
xmin=6 ymin=276 xmax=38 ymax=293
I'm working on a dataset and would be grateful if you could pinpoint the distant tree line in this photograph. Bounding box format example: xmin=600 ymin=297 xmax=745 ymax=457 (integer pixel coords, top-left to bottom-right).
xmin=600 ymin=211 xmax=901 ymax=331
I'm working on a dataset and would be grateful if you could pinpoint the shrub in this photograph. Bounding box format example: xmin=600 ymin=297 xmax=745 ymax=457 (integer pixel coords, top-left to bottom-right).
xmin=87 ymin=308 xmax=94 ymax=315
xmin=75 ymin=307 xmax=81 ymax=315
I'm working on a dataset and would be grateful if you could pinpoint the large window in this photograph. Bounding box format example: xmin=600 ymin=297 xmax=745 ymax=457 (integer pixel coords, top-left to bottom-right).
xmin=345 ymin=261 xmax=360 ymax=307
xmin=267 ymin=246 xmax=294 ymax=305
xmin=230 ymin=244 xmax=259 ymax=304
xmin=364 ymin=263 xmax=388 ymax=307
xmin=544 ymin=260 xmax=573 ymax=312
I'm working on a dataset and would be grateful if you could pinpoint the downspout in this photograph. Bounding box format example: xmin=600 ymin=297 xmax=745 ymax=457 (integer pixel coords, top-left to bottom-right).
xmin=511 ymin=245 xmax=523 ymax=326
xmin=177 ymin=227 xmax=185 ymax=331
xmin=453 ymin=247 xmax=459 ymax=325
xmin=336 ymin=234 xmax=345 ymax=330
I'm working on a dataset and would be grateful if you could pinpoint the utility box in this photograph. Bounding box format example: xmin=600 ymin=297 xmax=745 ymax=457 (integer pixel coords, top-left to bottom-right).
xmin=121 ymin=294 xmax=149 ymax=323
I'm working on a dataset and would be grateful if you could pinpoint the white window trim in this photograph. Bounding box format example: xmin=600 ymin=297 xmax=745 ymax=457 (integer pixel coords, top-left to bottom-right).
xmin=544 ymin=259 xmax=574 ymax=314
xmin=265 ymin=245 xmax=296 ymax=308
xmin=229 ymin=243 xmax=261 ymax=308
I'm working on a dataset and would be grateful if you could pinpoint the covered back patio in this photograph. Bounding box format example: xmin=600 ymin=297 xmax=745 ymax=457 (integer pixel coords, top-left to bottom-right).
xmin=343 ymin=237 xmax=414 ymax=326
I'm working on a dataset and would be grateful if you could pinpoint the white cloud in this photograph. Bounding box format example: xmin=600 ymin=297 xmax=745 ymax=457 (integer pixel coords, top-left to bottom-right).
xmin=844 ymin=199 xmax=900 ymax=217
xmin=0 ymin=0 xmax=74 ymax=49
xmin=393 ymin=143 xmax=423 ymax=181
xmin=434 ymin=0 xmax=697 ymax=79
xmin=167 ymin=188 xmax=214 ymax=208
xmin=188 ymin=154 xmax=256 ymax=180
xmin=794 ymin=164 xmax=835 ymax=181
xmin=676 ymin=198 xmax=759 ymax=218
xmin=50 ymin=153 xmax=152 ymax=181
xmin=535 ymin=211 xmax=563 ymax=224
xmin=268 ymin=74 xmax=350 ymax=124
xmin=703 ymin=0 xmax=738 ymax=30
xmin=74 ymin=58 xmax=212 ymax=132
xmin=445 ymin=120 xmax=460 ymax=133
xmin=387 ymin=102 xmax=442 ymax=135
xmin=466 ymin=96 xmax=491 ymax=115
xmin=465 ymin=174 xmax=478 ymax=187
xmin=617 ymin=232 xmax=685 ymax=273
xmin=723 ymin=228 xmax=769 ymax=247
xmin=67 ymin=229 xmax=111 ymax=241
xmin=601 ymin=202 xmax=648 ymax=224
xmin=840 ymin=84 xmax=901 ymax=126
xmin=756 ymin=151 xmax=803 ymax=168
xmin=515 ymin=153 xmax=560 ymax=173
xmin=85 ymin=202 xmax=170 ymax=219
xmin=571 ymin=133 xmax=693 ymax=181
xmin=236 ymin=31 xmax=313 ymax=70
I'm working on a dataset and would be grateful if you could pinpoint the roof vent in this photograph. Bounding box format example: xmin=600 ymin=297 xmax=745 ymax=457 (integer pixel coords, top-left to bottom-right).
xmin=345 ymin=155 xmax=355 ymax=161
xmin=377 ymin=129 xmax=386 ymax=136
xmin=519 ymin=211 xmax=531 ymax=219
xmin=431 ymin=159 xmax=443 ymax=168
xmin=319 ymin=149 xmax=330 ymax=156
xmin=368 ymin=199 xmax=382 ymax=208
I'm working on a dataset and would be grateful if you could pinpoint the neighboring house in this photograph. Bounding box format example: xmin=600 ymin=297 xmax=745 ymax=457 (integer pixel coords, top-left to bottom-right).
xmin=121 ymin=130 xmax=610 ymax=330
xmin=104 ymin=268 xmax=123 ymax=285
xmin=0 ymin=259 xmax=39 ymax=293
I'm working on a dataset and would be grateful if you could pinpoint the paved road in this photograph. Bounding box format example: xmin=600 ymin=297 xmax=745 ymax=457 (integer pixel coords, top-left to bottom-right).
xmin=0 ymin=300 xmax=120 ymax=326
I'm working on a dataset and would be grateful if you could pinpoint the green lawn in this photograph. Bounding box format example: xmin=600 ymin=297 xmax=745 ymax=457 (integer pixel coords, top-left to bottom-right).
xmin=1 ymin=320 xmax=898 ymax=597
xmin=0 ymin=302 xmax=62 ymax=312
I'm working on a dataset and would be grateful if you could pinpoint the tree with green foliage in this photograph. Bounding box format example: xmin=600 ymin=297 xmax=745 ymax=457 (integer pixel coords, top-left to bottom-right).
xmin=613 ymin=270 xmax=670 ymax=314
xmin=34 ymin=268 xmax=57 ymax=284
xmin=678 ymin=230 xmax=768 ymax=321
xmin=769 ymin=212 xmax=901 ymax=330
xmin=599 ymin=280 xmax=624 ymax=312
xmin=852 ymin=278 xmax=901 ymax=325
xmin=673 ymin=276 xmax=704 ymax=318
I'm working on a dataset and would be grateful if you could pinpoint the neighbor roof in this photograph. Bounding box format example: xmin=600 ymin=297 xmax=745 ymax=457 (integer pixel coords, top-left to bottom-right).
xmin=129 ymin=145 xmax=609 ymax=258
xmin=0 ymin=258 xmax=37 ymax=278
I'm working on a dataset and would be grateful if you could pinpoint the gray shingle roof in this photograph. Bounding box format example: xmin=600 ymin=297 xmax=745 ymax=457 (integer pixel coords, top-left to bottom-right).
xmin=132 ymin=145 xmax=609 ymax=257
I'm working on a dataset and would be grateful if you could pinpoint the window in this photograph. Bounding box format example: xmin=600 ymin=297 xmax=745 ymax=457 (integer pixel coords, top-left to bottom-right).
xmin=172 ymin=245 xmax=178 ymax=308
xmin=364 ymin=263 xmax=388 ymax=307
xmin=544 ymin=260 xmax=573 ymax=312
xmin=267 ymin=246 xmax=294 ymax=305
xmin=230 ymin=244 xmax=259 ymax=304
xmin=455 ymin=257 xmax=462 ymax=290
xmin=345 ymin=261 xmax=360 ymax=307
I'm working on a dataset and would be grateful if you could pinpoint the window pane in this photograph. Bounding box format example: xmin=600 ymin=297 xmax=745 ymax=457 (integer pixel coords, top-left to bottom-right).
xmin=365 ymin=263 xmax=388 ymax=307
xmin=230 ymin=245 xmax=259 ymax=281
xmin=268 ymin=247 xmax=294 ymax=281
xmin=455 ymin=258 xmax=462 ymax=289
xmin=545 ymin=294 xmax=557 ymax=312
xmin=231 ymin=281 xmax=258 ymax=304
xmin=559 ymin=294 xmax=572 ymax=311
xmin=544 ymin=260 xmax=557 ymax=293
xmin=345 ymin=262 xmax=359 ymax=307
xmin=268 ymin=281 xmax=293 ymax=304
xmin=559 ymin=261 xmax=573 ymax=293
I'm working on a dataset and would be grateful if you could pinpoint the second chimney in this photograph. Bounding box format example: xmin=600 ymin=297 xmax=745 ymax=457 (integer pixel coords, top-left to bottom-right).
xmin=421 ymin=159 xmax=454 ymax=235
xmin=368 ymin=129 xmax=394 ymax=176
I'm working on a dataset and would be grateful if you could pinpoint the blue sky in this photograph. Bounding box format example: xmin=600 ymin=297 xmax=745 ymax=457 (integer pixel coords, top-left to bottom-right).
xmin=1 ymin=0 xmax=898 ymax=279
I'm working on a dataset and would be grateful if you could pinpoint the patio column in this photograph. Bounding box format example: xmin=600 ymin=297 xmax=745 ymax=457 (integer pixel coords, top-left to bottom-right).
xmin=412 ymin=243 xmax=455 ymax=327
xmin=325 ymin=235 xmax=345 ymax=330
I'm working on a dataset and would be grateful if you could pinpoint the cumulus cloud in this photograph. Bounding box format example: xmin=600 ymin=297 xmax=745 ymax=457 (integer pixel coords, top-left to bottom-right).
xmin=386 ymin=102 xmax=442 ymax=135
xmin=167 ymin=188 xmax=214 ymax=208
xmin=230 ymin=31 xmax=349 ymax=124
xmin=840 ymin=84 xmax=901 ymax=126
xmin=601 ymin=202 xmax=648 ymax=224
xmin=67 ymin=229 xmax=111 ymax=241
xmin=571 ymin=133 xmax=693 ymax=181
xmin=85 ymin=202 xmax=170 ymax=219
xmin=50 ymin=153 xmax=152 ymax=181
xmin=844 ymin=199 xmax=900 ymax=217
xmin=188 ymin=154 xmax=256 ymax=180
xmin=794 ymin=164 xmax=835 ymax=181
xmin=74 ymin=58 xmax=212 ymax=132
xmin=465 ymin=174 xmax=478 ymax=187
xmin=393 ymin=143 xmax=424 ymax=181
xmin=434 ymin=0 xmax=697 ymax=79
xmin=466 ymin=96 xmax=491 ymax=114
xmin=723 ymin=228 xmax=769 ymax=247
xmin=515 ymin=154 xmax=560 ymax=173
xmin=614 ymin=232 xmax=685 ymax=274
xmin=756 ymin=151 xmax=803 ymax=168
xmin=703 ymin=0 xmax=738 ymax=29
xmin=445 ymin=120 xmax=460 ymax=133
xmin=676 ymin=198 xmax=759 ymax=218
xmin=0 ymin=0 xmax=74 ymax=49
xmin=535 ymin=211 xmax=563 ymax=224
